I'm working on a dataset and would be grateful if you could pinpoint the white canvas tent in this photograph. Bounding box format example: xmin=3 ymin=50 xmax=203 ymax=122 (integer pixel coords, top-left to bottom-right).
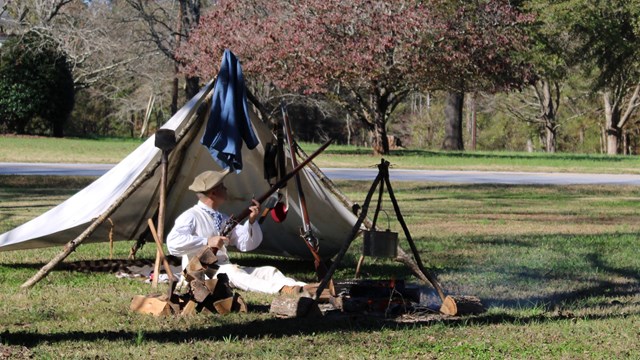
xmin=0 ymin=80 xmax=358 ymax=260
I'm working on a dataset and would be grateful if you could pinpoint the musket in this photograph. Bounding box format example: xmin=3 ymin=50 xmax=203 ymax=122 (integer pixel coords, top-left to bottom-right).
xmin=281 ymin=104 xmax=328 ymax=280
xmin=220 ymin=138 xmax=333 ymax=236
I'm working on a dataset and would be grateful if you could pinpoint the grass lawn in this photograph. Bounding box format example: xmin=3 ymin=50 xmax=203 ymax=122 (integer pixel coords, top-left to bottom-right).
xmin=3 ymin=135 xmax=640 ymax=173
xmin=0 ymin=176 xmax=638 ymax=359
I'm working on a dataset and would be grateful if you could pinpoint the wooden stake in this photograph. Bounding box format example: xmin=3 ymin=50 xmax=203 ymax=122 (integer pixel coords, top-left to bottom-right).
xmin=152 ymin=149 xmax=169 ymax=288
xmin=147 ymin=219 xmax=176 ymax=281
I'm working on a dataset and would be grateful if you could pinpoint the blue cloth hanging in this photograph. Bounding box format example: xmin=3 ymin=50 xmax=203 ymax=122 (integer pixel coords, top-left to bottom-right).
xmin=201 ymin=49 xmax=259 ymax=172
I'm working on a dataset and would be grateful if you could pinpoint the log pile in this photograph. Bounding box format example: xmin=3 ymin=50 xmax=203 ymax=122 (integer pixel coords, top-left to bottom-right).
xmin=130 ymin=246 xmax=247 ymax=316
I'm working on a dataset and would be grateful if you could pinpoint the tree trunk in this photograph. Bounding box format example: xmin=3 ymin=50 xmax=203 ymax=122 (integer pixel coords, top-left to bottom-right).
xmin=623 ymin=130 xmax=630 ymax=155
xmin=171 ymin=76 xmax=179 ymax=115
xmin=185 ymin=76 xmax=200 ymax=101
xmin=603 ymin=91 xmax=621 ymax=155
xmin=540 ymin=80 xmax=557 ymax=153
xmin=52 ymin=119 xmax=64 ymax=138
xmin=442 ymin=91 xmax=464 ymax=151
xmin=372 ymin=115 xmax=389 ymax=155
xmin=607 ymin=128 xmax=620 ymax=155
xmin=545 ymin=126 xmax=556 ymax=153
xmin=469 ymin=93 xmax=477 ymax=151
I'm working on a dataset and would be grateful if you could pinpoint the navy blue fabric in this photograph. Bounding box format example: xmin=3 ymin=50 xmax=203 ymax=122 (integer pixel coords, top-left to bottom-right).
xmin=201 ymin=49 xmax=259 ymax=172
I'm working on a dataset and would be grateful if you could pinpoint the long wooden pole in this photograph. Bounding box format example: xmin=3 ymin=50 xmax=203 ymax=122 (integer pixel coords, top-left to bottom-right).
xmin=380 ymin=160 xmax=447 ymax=302
xmin=21 ymin=81 xmax=215 ymax=289
xmin=148 ymin=219 xmax=176 ymax=281
xmin=20 ymin=163 xmax=162 ymax=289
xmin=314 ymin=172 xmax=382 ymax=300
xmin=281 ymin=104 xmax=327 ymax=280
xmin=151 ymin=150 xmax=169 ymax=288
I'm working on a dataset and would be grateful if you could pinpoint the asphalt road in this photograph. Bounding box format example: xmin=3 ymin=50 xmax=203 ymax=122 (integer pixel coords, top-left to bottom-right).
xmin=2 ymin=162 xmax=640 ymax=185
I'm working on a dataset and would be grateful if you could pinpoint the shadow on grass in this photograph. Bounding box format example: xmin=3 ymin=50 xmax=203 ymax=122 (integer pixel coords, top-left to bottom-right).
xmin=2 ymin=305 xmax=638 ymax=347
xmin=3 ymin=233 xmax=638 ymax=321
xmin=451 ymin=234 xmax=640 ymax=309
xmin=2 ymin=257 xmax=175 ymax=273
xmin=0 ymin=204 xmax=58 ymax=209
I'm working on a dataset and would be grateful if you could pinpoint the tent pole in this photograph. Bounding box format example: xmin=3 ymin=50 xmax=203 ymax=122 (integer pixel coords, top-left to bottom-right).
xmin=20 ymin=159 xmax=163 ymax=289
xmin=20 ymin=82 xmax=216 ymax=290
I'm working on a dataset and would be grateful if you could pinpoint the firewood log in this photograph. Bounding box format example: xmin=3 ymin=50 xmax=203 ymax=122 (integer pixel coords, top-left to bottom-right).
xmin=197 ymin=247 xmax=218 ymax=266
xmin=269 ymin=296 xmax=321 ymax=318
xmin=190 ymin=279 xmax=211 ymax=303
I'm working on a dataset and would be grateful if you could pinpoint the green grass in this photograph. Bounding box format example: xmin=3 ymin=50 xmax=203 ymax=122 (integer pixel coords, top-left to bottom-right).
xmin=3 ymin=135 xmax=640 ymax=173
xmin=0 ymin=136 xmax=144 ymax=164
xmin=0 ymin=176 xmax=638 ymax=358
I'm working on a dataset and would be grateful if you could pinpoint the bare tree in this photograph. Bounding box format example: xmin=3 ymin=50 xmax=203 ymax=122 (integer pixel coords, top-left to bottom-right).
xmin=4 ymin=0 xmax=178 ymax=136
xmin=3 ymin=0 xmax=159 ymax=89
xmin=502 ymin=79 xmax=562 ymax=153
xmin=124 ymin=0 xmax=203 ymax=114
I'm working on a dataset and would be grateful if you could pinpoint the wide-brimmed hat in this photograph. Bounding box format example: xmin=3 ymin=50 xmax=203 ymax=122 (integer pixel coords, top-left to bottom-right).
xmin=188 ymin=169 xmax=230 ymax=192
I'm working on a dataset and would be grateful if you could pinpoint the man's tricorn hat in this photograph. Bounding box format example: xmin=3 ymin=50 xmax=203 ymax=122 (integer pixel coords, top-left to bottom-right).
xmin=188 ymin=169 xmax=230 ymax=192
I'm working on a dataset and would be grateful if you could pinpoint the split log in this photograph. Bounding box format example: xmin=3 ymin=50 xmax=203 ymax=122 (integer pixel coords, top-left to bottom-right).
xmin=213 ymin=297 xmax=234 ymax=315
xmin=440 ymin=295 xmax=485 ymax=316
xmin=190 ymin=279 xmax=211 ymax=303
xmin=204 ymin=279 xmax=218 ymax=293
xmin=197 ymin=247 xmax=218 ymax=266
xmin=181 ymin=300 xmax=198 ymax=316
xmin=232 ymin=293 xmax=248 ymax=313
xmin=204 ymin=267 xmax=217 ymax=279
xmin=213 ymin=273 xmax=234 ymax=299
xmin=269 ymin=296 xmax=321 ymax=318
xmin=303 ymin=284 xmax=332 ymax=303
xmin=130 ymin=295 xmax=172 ymax=316
xmin=186 ymin=257 xmax=204 ymax=274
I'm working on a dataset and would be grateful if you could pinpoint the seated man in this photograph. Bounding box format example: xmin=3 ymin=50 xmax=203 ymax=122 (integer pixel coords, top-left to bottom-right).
xmin=167 ymin=169 xmax=306 ymax=294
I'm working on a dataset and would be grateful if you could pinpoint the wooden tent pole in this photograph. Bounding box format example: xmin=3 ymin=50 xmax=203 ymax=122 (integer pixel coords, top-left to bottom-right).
xmin=20 ymin=161 xmax=162 ymax=289
xmin=20 ymin=82 xmax=215 ymax=290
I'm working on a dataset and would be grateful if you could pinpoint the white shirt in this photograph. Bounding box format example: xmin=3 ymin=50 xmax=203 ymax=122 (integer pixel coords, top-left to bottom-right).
xmin=166 ymin=201 xmax=263 ymax=270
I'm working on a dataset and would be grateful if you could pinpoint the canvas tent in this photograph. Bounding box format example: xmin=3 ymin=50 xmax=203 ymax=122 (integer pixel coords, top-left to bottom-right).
xmin=0 ymin=79 xmax=358 ymax=260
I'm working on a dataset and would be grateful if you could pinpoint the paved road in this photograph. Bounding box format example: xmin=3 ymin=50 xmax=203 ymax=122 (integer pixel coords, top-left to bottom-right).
xmin=2 ymin=162 xmax=640 ymax=185
xmin=0 ymin=162 xmax=114 ymax=177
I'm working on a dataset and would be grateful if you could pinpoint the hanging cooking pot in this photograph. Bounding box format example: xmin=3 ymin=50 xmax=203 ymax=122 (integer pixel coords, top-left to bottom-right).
xmin=362 ymin=210 xmax=398 ymax=258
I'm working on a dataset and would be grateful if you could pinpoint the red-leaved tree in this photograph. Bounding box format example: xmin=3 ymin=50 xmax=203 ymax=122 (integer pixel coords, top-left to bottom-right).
xmin=179 ymin=0 xmax=533 ymax=154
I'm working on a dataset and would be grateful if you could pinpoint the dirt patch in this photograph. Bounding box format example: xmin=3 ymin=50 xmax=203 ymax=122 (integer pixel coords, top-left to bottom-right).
xmin=0 ymin=344 xmax=33 ymax=360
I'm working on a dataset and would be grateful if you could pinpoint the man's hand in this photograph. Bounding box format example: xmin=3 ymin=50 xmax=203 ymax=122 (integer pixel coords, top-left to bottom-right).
xmin=207 ymin=235 xmax=227 ymax=249
xmin=248 ymin=199 xmax=261 ymax=224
